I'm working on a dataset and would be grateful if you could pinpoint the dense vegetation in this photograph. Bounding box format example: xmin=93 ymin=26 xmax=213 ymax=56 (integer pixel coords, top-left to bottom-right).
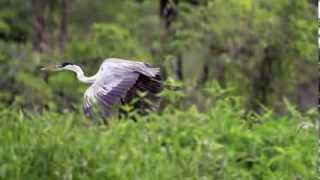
xmin=0 ymin=95 xmax=317 ymax=179
xmin=0 ymin=0 xmax=317 ymax=179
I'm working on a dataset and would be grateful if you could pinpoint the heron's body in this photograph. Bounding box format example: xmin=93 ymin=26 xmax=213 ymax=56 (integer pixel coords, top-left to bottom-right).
xmin=43 ymin=58 xmax=163 ymax=119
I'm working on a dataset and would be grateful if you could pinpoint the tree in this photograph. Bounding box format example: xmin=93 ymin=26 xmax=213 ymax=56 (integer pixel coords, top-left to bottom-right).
xmin=59 ymin=0 xmax=70 ymax=53
xmin=32 ymin=0 xmax=49 ymax=52
xmin=159 ymin=0 xmax=183 ymax=80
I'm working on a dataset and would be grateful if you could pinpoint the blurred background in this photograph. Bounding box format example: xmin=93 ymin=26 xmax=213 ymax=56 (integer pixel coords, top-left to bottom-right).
xmin=0 ymin=0 xmax=317 ymax=114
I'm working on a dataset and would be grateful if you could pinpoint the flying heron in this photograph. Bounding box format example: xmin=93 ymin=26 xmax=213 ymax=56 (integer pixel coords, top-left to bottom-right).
xmin=42 ymin=58 xmax=163 ymax=119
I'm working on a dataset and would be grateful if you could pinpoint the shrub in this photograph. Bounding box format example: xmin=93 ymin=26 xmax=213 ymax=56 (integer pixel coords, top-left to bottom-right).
xmin=0 ymin=96 xmax=316 ymax=179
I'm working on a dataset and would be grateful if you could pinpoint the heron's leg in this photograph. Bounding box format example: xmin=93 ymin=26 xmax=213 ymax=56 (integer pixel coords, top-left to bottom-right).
xmin=120 ymin=98 xmax=125 ymax=105
xmin=93 ymin=103 xmax=109 ymax=125
xmin=84 ymin=108 xmax=97 ymax=125
xmin=118 ymin=109 xmax=126 ymax=120
xmin=98 ymin=108 xmax=110 ymax=125
xmin=118 ymin=98 xmax=124 ymax=119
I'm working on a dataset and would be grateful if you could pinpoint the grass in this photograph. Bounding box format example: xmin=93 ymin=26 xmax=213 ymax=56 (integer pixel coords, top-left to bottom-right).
xmin=0 ymin=97 xmax=316 ymax=179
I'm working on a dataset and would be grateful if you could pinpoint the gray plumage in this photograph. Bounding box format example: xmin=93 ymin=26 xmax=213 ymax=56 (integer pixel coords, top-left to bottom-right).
xmin=82 ymin=58 xmax=162 ymax=118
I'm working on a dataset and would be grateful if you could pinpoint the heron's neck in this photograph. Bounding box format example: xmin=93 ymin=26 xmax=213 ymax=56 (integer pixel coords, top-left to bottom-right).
xmin=68 ymin=66 xmax=97 ymax=84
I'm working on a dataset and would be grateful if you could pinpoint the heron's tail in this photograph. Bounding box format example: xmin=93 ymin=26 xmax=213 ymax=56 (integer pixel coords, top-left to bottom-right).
xmin=146 ymin=67 xmax=161 ymax=78
xmin=123 ymin=74 xmax=162 ymax=112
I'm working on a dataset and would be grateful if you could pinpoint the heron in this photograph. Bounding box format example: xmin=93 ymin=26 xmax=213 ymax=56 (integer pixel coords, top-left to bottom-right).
xmin=42 ymin=58 xmax=163 ymax=119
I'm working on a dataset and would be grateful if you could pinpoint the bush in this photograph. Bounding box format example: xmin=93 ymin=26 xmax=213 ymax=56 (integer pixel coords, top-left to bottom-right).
xmin=0 ymin=96 xmax=316 ymax=179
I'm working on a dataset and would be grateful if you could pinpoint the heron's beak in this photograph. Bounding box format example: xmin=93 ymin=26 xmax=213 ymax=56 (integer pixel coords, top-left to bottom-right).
xmin=41 ymin=65 xmax=61 ymax=71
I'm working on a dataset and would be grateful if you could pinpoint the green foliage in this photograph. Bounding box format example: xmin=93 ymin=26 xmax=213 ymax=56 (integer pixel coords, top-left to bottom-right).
xmin=67 ymin=23 xmax=147 ymax=61
xmin=93 ymin=24 xmax=138 ymax=57
xmin=48 ymin=72 xmax=80 ymax=94
xmin=15 ymin=72 xmax=53 ymax=107
xmin=0 ymin=97 xmax=316 ymax=179
xmin=0 ymin=0 xmax=31 ymax=41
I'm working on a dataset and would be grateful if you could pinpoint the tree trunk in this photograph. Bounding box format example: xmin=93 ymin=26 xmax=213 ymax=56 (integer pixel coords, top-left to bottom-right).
xmin=309 ymin=0 xmax=317 ymax=6
xmin=249 ymin=46 xmax=275 ymax=113
xmin=150 ymin=48 xmax=168 ymax=79
xmin=171 ymin=53 xmax=183 ymax=80
xmin=216 ymin=61 xmax=226 ymax=87
xmin=317 ymin=1 xmax=320 ymax=175
xmin=33 ymin=0 xmax=48 ymax=52
xmin=196 ymin=55 xmax=209 ymax=88
xmin=160 ymin=0 xmax=178 ymax=30
xmin=159 ymin=0 xmax=202 ymax=81
xmin=159 ymin=0 xmax=184 ymax=80
xmin=197 ymin=43 xmax=229 ymax=88
xmin=59 ymin=0 xmax=69 ymax=53
xmin=318 ymin=84 xmax=320 ymax=175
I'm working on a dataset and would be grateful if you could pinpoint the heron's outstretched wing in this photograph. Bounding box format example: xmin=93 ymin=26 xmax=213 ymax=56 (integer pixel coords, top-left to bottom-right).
xmin=83 ymin=71 xmax=139 ymax=118
xmin=102 ymin=58 xmax=160 ymax=78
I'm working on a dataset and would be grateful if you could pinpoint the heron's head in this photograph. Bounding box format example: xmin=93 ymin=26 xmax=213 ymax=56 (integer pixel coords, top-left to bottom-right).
xmin=41 ymin=62 xmax=75 ymax=71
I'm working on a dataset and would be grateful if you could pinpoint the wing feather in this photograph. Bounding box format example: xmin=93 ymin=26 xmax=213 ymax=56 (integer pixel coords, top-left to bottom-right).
xmin=83 ymin=71 xmax=139 ymax=118
xmin=102 ymin=58 xmax=160 ymax=78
